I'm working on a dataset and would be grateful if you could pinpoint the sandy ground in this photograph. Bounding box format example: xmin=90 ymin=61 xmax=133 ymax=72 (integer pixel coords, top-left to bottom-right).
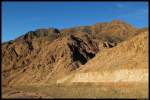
xmin=2 ymin=82 xmax=148 ymax=99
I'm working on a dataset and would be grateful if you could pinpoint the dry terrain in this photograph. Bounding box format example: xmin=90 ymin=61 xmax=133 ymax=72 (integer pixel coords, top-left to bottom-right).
xmin=2 ymin=20 xmax=148 ymax=99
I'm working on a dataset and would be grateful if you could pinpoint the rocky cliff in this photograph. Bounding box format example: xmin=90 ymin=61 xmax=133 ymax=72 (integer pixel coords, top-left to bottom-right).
xmin=2 ymin=20 xmax=147 ymax=86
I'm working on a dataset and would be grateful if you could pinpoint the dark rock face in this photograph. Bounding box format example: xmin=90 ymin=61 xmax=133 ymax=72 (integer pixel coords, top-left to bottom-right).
xmin=68 ymin=34 xmax=99 ymax=66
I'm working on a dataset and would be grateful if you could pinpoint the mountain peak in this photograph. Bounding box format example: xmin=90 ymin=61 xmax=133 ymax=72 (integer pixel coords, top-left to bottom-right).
xmin=2 ymin=20 xmax=143 ymax=86
xmin=111 ymin=19 xmax=125 ymax=24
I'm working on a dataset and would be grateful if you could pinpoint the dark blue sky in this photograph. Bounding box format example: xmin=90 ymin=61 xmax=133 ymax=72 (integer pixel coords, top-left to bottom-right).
xmin=2 ymin=2 xmax=148 ymax=42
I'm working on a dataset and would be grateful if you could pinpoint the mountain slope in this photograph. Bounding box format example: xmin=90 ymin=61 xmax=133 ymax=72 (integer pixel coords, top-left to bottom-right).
xmin=2 ymin=20 xmax=146 ymax=86
xmin=57 ymin=29 xmax=148 ymax=83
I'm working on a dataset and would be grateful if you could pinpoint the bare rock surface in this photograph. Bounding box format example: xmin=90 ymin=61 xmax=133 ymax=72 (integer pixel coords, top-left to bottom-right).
xmin=2 ymin=20 xmax=148 ymax=98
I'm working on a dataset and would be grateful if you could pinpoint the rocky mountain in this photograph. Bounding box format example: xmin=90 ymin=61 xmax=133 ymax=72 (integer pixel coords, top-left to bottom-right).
xmin=2 ymin=20 xmax=148 ymax=98
xmin=57 ymin=28 xmax=148 ymax=83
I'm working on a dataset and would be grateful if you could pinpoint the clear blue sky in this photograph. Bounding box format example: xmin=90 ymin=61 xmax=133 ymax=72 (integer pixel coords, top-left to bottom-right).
xmin=2 ymin=2 xmax=148 ymax=42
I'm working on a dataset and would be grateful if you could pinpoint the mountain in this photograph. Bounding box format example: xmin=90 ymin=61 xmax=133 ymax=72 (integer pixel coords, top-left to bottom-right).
xmin=2 ymin=20 xmax=148 ymax=98
xmin=57 ymin=28 xmax=148 ymax=83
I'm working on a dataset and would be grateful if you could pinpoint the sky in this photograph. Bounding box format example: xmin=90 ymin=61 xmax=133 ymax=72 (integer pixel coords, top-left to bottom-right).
xmin=2 ymin=2 xmax=148 ymax=42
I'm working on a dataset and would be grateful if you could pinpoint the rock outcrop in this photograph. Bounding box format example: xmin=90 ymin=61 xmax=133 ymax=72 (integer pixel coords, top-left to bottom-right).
xmin=2 ymin=20 xmax=145 ymax=86
xmin=57 ymin=29 xmax=148 ymax=83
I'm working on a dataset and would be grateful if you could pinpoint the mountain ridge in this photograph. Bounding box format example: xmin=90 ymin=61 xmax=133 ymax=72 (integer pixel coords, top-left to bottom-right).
xmin=2 ymin=19 xmax=148 ymax=86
